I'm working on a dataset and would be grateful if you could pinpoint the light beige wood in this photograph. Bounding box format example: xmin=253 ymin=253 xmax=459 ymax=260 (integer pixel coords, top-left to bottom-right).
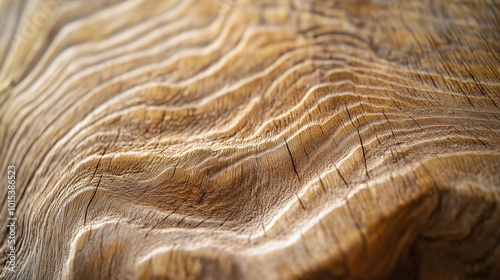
xmin=1 ymin=0 xmax=500 ymax=279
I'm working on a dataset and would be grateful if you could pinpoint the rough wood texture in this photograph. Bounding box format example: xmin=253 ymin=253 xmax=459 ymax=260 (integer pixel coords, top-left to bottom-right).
xmin=1 ymin=0 xmax=500 ymax=279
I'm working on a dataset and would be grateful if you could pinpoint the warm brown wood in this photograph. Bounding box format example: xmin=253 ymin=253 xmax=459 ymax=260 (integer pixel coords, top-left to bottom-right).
xmin=1 ymin=0 xmax=500 ymax=279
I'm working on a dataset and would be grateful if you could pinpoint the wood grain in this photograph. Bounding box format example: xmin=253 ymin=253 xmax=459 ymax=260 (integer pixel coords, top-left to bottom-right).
xmin=1 ymin=0 xmax=500 ymax=279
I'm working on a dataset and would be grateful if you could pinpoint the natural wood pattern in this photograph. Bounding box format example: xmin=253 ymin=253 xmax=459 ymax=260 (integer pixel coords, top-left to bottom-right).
xmin=1 ymin=0 xmax=500 ymax=279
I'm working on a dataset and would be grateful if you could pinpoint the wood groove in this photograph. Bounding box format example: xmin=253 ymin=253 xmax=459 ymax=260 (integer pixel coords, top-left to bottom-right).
xmin=1 ymin=0 xmax=500 ymax=279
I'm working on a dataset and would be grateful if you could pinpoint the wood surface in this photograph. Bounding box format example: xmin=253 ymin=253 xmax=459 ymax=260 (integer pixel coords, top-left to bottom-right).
xmin=1 ymin=0 xmax=500 ymax=279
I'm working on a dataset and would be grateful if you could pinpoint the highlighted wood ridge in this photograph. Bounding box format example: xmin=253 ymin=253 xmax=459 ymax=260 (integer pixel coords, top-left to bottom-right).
xmin=1 ymin=0 xmax=500 ymax=279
